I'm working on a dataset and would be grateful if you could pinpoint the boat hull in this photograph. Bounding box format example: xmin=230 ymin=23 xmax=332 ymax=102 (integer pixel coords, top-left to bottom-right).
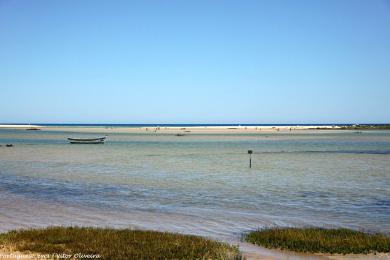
xmin=69 ymin=141 xmax=105 ymax=144
xmin=68 ymin=137 xmax=106 ymax=144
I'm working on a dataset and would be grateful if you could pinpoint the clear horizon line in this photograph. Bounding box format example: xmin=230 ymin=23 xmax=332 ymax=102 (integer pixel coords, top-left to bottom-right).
xmin=1 ymin=122 xmax=390 ymax=125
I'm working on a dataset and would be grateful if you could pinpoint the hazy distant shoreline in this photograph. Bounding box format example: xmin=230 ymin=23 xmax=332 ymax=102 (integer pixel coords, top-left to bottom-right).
xmin=0 ymin=124 xmax=339 ymax=133
xmin=1 ymin=123 xmax=389 ymax=134
xmin=0 ymin=123 xmax=382 ymax=127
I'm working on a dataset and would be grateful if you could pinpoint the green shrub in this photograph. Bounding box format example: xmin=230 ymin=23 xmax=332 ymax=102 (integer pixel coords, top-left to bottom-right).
xmin=1 ymin=226 xmax=240 ymax=259
xmin=245 ymin=227 xmax=390 ymax=254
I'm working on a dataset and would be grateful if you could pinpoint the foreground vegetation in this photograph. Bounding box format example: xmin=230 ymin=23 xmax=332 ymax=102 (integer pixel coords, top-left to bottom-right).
xmin=245 ymin=228 xmax=390 ymax=254
xmin=0 ymin=226 xmax=240 ymax=259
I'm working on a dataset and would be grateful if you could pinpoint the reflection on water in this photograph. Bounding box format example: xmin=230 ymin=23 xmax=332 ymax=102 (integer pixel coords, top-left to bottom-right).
xmin=0 ymin=129 xmax=390 ymax=240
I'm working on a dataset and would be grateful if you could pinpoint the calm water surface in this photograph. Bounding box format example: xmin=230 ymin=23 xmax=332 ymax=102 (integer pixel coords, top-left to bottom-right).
xmin=0 ymin=129 xmax=389 ymax=240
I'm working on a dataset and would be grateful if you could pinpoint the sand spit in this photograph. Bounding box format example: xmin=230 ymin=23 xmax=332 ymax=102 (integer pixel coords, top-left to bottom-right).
xmin=37 ymin=125 xmax=341 ymax=135
xmin=0 ymin=124 xmax=42 ymax=129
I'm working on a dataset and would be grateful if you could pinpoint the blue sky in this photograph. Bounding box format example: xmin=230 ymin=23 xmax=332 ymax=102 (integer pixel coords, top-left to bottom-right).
xmin=1 ymin=0 xmax=389 ymax=124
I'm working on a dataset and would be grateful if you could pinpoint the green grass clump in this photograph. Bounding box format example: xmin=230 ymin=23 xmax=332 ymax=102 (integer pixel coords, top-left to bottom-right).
xmin=245 ymin=227 xmax=390 ymax=254
xmin=1 ymin=226 xmax=240 ymax=259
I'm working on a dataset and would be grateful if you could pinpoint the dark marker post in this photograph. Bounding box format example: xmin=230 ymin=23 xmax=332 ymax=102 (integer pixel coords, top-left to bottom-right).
xmin=248 ymin=150 xmax=253 ymax=168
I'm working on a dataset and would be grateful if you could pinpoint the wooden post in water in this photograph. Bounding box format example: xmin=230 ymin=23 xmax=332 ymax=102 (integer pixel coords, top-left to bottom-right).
xmin=248 ymin=150 xmax=253 ymax=168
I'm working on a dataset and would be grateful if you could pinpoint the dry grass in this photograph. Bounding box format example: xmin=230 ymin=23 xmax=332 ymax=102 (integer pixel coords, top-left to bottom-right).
xmin=245 ymin=227 xmax=390 ymax=254
xmin=0 ymin=226 xmax=240 ymax=259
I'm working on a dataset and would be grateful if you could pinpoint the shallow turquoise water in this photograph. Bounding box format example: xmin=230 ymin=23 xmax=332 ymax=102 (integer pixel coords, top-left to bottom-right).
xmin=0 ymin=129 xmax=389 ymax=239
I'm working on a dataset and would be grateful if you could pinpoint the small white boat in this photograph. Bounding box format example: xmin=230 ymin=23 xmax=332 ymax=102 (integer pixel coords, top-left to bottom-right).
xmin=68 ymin=136 xmax=106 ymax=144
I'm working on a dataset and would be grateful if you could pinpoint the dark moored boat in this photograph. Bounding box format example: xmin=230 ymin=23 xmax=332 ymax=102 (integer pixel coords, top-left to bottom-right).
xmin=68 ymin=136 xmax=106 ymax=144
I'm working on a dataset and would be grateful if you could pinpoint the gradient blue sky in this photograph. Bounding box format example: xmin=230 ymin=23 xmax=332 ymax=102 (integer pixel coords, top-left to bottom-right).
xmin=1 ymin=0 xmax=389 ymax=124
